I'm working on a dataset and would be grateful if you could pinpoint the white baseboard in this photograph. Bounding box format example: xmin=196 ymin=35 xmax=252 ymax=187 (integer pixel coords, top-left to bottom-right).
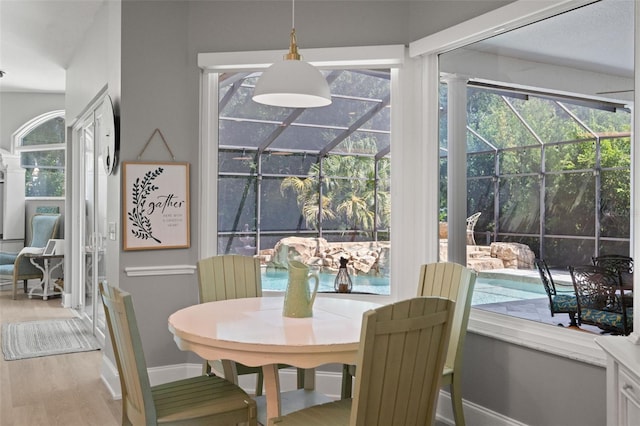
xmin=436 ymin=391 xmax=528 ymax=426
xmin=100 ymin=357 xmax=343 ymax=400
xmin=100 ymin=357 xmax=524 ymax=426
xmin=100 ymin=356 xmax=203 ymax=399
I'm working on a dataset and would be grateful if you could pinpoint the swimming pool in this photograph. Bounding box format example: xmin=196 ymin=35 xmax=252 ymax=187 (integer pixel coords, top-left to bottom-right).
xmin=472 ymin=277 xmax=546 ymax=305
xmin=261 ymin=269 xmax=390 ymax=295
xmin=261 ymin=268 xmax=562 ymax=303
xmin=471 ymin=273 xmax=574 ymax=306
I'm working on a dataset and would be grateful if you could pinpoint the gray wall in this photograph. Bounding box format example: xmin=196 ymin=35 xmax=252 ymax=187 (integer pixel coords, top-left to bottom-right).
xmin=65 ymin=0 xmax=121 ymax=122
xmin=114 ymin=0 xmax=512 ymax=369
xmin=0 ymin=92 xmax=65 ymax=152
xmin=408 ymin=0 xmax=514 ymax=40
xmin=462 ymin=333 xmax=606 ymax=425
xmin=65 ymin=0 xmax=122 ymax=318
xmin=67 ymin=1 xmax=610 ymax=425
xmin=117 ymin=0 xmax=418 ymax=368
xmin=0 ymin=93 xmax=65 ymax=244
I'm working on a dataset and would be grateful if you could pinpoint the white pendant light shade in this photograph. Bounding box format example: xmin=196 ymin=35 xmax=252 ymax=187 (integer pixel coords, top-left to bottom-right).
xmin=253 ymin=59 xmax=331 ymax=108
xmin=252 ymin=0 xmax=331 ymax=109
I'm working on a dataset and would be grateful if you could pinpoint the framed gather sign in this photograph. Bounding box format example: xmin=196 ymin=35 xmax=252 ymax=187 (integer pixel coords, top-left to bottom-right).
xmin=122 ymin=161 xmax=190 ymax=250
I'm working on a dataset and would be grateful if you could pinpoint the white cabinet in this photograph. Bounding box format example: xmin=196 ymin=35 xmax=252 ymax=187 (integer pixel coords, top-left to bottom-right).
xmin=618 ymin=366 xmax=640 ymax=424
xmin=0 ymin=149 xmax=25 ymax=240
xmin=596 ymin=337 xmax=640 ymax=426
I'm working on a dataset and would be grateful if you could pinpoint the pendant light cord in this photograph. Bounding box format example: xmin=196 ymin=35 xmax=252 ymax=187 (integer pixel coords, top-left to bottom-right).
xmin=292 ymin=0 xmax=295 ymax=30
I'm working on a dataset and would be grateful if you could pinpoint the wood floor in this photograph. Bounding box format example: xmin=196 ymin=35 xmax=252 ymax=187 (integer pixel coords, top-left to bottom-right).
xmin=0 ymin=288 xmax=121 ymax=426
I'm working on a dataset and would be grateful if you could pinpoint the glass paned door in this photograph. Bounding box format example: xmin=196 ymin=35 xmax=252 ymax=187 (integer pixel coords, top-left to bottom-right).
xmin=76 ymin=103 xmax=108 ymax=340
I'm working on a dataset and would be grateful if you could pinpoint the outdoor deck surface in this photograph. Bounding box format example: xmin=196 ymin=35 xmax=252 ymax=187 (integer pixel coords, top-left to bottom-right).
xmin=474 ymin=268 xmax=602 ymax=333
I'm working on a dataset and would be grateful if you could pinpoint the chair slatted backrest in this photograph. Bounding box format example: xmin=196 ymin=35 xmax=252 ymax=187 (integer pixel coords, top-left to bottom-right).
xmin=197 ymin=255 xmax=262 ymax=303
xmin=417 ymin=262 xmax=476 ymax=372
xmin=100 ymin=282 xmax=156 ymax=425
xmin=351 ymin=297 xmax=454 ymax=426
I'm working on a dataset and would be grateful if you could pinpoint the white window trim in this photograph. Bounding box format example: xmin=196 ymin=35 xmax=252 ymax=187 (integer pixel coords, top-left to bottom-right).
xmin=410 ymin=0 xmax=640 ymax=365
xmin=12 ymin=110 xmax=65 ymax=155
xmin=18 ymin=144 xmax=66 ymax=153
xmin=12 ymin=109 xmax=66 ymax=199
xmin=198 ymin=45 xmax=406 ymax=72
xmin=198 ymin=45 xmax=426 ymax=305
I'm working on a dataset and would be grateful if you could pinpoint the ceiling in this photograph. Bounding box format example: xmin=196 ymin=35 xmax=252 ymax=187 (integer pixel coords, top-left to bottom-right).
xmin=471 ymin=0 xmax=633 ymax=79
xmin=0 ymin=0 xmax=104 ymax=93
xmin=0 ymin=0 xmax=633 ymax=94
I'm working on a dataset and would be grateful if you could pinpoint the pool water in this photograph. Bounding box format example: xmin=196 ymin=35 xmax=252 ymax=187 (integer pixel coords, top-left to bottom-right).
xmin=262 ymin=269 xmax=390 ymax=295
xmin=472 ymin=275 xmax=574 ymax=306
xmin=261 ymin=269 xmax=560 ymax=304
xmin=472 ymin=278 xmax=545 ymax=305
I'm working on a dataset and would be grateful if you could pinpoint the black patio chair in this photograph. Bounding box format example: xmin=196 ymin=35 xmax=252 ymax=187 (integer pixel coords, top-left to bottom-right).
xmin=592 ymin=254 xmax=633 ymax=275
xmin=535 ymin=258 xmax=578 ymax=327
xmin=591 ymin=255 xmax=634 ymax=307
xmin=569 ymin=265 xmax=633 ymax=336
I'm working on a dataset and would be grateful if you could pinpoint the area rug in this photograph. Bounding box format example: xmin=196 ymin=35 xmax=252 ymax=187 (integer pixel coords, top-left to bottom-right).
xmin=1 ymin=318 xmax=100 ymax=361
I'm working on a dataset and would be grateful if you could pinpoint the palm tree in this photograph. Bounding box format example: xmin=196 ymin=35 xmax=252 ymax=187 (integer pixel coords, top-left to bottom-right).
xmin=280 ymin=138 xmax=390 ymax=240
xmin=280 ymin=174 xmax=336 ymax=229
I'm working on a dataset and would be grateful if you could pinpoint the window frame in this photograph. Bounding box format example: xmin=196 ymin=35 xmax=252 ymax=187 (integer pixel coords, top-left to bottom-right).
xmin=12 ymin=109 xmax=66 ymax=199
xmin=410 ymin=0 xmax=639 ymax=365
xmin=198 ymin=45 xmax=418 ymax=304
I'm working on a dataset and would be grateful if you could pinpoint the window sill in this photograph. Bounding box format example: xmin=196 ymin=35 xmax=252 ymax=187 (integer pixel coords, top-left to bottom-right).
xmin=263 ymin=289 xmax=392 ymax=302
xmin=26 ymin=196 xmax=65 ymax=201
xmin=469 ymin=308 xmax=606 ymax=367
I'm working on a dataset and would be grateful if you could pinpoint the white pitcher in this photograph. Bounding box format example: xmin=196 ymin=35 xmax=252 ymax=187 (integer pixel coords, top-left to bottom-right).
xmin=283 ymin=261 xmax=319 ymax=318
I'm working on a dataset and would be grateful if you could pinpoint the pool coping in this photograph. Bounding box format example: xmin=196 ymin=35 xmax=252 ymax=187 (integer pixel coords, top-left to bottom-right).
xmin=477 ymin=267 xmax=574 ymax=288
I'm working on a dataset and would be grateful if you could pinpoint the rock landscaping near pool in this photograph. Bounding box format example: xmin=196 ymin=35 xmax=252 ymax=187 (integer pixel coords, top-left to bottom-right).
xmin=258 ymin=236 xmax=535 ymax=276
xmin=440 ymin=241 xmax=535 ymax=271
xmin=258 ymin=237 xmax=390 ymax=277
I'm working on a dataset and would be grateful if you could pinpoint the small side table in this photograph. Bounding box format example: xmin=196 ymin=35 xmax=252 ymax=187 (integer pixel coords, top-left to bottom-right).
xmin=24 ymin=253 xmax=64 ymax=300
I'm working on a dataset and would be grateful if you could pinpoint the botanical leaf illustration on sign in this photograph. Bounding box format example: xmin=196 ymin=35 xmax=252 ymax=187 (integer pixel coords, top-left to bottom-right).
xmin=128 ymin=167 xmax=164 ymax=244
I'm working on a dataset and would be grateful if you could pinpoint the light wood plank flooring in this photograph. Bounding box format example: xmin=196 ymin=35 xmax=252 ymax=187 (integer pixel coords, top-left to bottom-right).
xmin=0 ymin=289 xmax=121 ymax=426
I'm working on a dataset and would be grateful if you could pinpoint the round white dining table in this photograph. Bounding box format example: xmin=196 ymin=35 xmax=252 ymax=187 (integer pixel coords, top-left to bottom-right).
xmin=168 ymin=296 xmax=381 ymax=422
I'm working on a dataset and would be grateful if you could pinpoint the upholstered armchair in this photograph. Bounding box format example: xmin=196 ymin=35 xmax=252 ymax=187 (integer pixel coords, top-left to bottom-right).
xmin=0 ymin=213 xmax=61 ymax=299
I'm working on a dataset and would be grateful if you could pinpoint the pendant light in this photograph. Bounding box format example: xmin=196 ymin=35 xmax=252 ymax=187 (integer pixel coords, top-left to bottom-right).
xmin=252 ymin=0 xmax=331 ymax=108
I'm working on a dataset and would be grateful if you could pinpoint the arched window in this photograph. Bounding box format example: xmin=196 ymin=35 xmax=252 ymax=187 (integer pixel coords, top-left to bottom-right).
xmin=13 ymin=110 xmax=66 ymax=197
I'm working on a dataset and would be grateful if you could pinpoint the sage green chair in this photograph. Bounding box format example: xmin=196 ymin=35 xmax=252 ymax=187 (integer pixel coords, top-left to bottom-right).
xmin=99 ymin=282 xmax=257 ymax=426
xmin=197 ymin=254 xmax=306 ymax=396
xmin=418 ymin=262 xmax=476 ymax=426
xmin=341 ymin=261 xmax=476 ymax=426
xmin=0 ymin=213 xmax=61 ymax=299
xmin=271 ymin=296 xmax=454 ymax=426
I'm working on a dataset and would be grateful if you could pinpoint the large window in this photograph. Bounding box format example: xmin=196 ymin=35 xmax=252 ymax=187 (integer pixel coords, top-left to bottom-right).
xmin=217 ymin=69 xmax=391 ymax=294
xmin=424 ymin=0 xmax=636 ymax=362
xmin=14 ymin=111 xmax=66 ymax=197
xmin=199 ymin=45 xmax=406 ymax=300
xmin=441 ymin=86 xmax=631 ymax=264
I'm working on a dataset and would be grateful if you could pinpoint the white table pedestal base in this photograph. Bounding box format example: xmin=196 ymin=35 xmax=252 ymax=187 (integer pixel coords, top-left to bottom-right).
xmin=27 ymin=255 xmax=64 ymax=300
